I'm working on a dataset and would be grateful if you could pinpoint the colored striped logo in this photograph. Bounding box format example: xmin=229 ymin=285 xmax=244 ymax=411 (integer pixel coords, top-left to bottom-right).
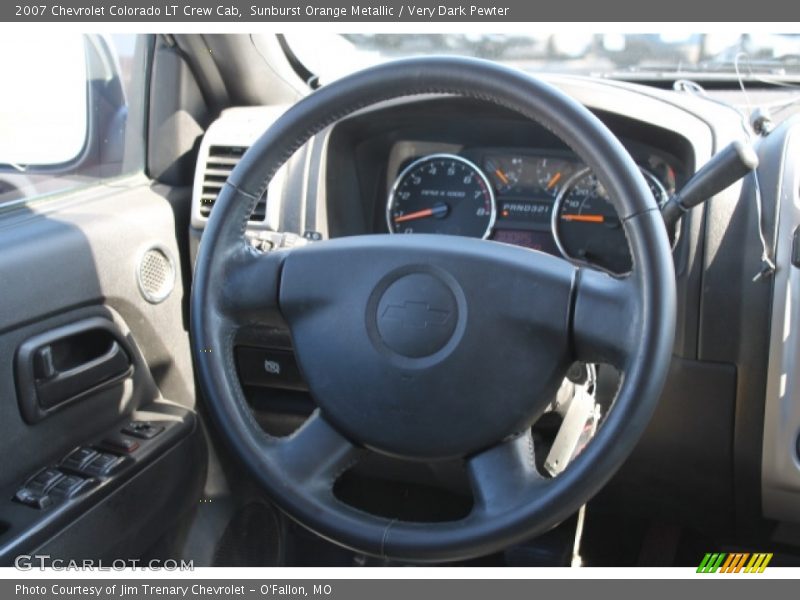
xmin=697 ymin=553 xmax=773 ymax=573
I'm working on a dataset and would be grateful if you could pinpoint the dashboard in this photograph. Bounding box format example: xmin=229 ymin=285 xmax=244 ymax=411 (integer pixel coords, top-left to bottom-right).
xmin=385 ymin=145 xmax=677 ymax=273
xmin=295 ymin=95 xmax=695 ymax=279
xmin=189 ymin=78 xmax=800 ymax=537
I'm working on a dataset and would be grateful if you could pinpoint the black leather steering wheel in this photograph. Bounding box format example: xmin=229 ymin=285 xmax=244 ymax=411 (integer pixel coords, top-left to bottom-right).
xmin=190 ymin=56 xmax=676 ymax=563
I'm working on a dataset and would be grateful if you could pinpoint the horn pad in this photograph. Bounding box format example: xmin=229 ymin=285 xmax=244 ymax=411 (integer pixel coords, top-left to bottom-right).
xmin=279 ymin=234 xmax=575 ymax=460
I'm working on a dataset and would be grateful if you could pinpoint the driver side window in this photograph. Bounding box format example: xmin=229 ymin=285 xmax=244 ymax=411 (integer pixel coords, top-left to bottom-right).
xmin=0 ymin=33 xmax=146 ymax=207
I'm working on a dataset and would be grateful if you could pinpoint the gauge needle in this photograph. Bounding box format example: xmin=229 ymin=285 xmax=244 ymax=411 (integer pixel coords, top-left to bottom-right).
xmin=561 ymin=214 xmax=605 ymax=223
xmin=547 ymin=172 xmax=562 ymax=190
xmin=394 ymin=204 xmax=449 ymax=223
xmin=495 ymin=168 xmax=510 ymax=185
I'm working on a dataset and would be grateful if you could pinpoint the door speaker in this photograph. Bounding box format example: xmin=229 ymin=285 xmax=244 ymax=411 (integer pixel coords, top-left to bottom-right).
xmin=136 ymin=246 xmax=175 ymax=304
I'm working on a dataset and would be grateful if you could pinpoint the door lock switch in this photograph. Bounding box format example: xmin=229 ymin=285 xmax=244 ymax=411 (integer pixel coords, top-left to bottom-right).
xmin=122 ymin=421 xmax=164 ymax=440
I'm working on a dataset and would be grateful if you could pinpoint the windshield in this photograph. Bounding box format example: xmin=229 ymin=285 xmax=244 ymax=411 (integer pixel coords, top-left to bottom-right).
xmin=286 ymin=33 xmax=800 ymax=84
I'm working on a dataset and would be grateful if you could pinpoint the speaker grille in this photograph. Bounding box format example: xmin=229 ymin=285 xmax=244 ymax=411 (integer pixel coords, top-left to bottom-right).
xmin=137 ymin=247 xmax=175 ymax=304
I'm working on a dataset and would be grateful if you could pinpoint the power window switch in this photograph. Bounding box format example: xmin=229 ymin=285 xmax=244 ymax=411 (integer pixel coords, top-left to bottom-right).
xmin=61 ymin=447 xmax=98 ymax=471
xmin=14 ymin=488 xmax=53 ymax=510
xmin=51 ymin=475 xmax=93 ymax=499
xmin=26 ymin=468 xmax=63 ymax=495
xmin=83 ymin=452 xmax=125 ymax=477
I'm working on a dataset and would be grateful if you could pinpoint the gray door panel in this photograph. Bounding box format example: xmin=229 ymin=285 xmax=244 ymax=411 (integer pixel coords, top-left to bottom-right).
xmin=0 ymin=177 xmax=203 ymax=561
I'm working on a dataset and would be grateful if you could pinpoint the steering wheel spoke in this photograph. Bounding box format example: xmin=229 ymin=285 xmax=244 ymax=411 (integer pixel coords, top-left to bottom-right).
xmin=219 ymin=245 xmax=286 ymax=328
xmin=272 ymin=410 xmax=363 ymax=492
xmin=572 ymin=268 xmax=640 ymax=369
xmin=467 ymin=430 xmax=546 ymax=516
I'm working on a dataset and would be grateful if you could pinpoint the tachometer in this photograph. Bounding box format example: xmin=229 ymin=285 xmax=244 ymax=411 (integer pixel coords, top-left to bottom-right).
xmin=387 ymin=154 xmax=496 ymax=238
xmin=552 ymin=167 xmax=668 ymax=274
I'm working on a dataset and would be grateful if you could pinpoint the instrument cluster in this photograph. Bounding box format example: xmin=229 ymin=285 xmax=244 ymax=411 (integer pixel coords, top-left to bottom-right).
xmin=386 ymin=148 xmax=677 ymax=274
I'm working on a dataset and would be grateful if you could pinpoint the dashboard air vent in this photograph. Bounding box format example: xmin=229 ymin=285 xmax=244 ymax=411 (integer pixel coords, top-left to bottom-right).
xmin=200 ymin=145 xmax=267 ymax=221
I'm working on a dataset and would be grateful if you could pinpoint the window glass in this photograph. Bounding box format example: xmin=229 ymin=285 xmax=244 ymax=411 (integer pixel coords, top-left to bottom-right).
xmin=286 ymin=33 xmax=800 ymax=84
xmin=0 ymin=33 xmax=147 ymax=206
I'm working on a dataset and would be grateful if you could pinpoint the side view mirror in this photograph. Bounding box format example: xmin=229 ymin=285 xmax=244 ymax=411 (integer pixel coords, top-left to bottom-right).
xmin=0 ymin=33 xmax=89 ymax=167
xmin=0 ymin=33 xmax=130 ymax=204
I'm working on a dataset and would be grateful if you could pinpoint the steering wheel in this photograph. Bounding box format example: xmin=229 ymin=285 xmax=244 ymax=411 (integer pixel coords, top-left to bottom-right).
xmin=191 ymin=56 xmax=676 ymax=563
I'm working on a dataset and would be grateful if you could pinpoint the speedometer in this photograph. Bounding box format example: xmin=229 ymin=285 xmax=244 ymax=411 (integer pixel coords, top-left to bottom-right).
xmin=387 ymin=154 xmax=496 ymax=239
xmin=552 ymin=167 xmax=668 ymax=274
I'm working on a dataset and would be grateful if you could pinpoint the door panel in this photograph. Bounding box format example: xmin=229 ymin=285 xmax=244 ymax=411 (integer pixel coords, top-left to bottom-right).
xmin=0 ymin=178 xmax=205 ymax=562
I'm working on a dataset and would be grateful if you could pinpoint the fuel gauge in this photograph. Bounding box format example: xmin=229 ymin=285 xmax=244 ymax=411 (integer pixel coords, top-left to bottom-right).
xmin=485 ymin=156 xmax=524 ymax=195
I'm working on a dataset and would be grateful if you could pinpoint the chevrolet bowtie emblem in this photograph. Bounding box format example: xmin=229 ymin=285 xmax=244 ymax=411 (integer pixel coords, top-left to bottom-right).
xmin=381 ymin=301 xmax=451 ymax=329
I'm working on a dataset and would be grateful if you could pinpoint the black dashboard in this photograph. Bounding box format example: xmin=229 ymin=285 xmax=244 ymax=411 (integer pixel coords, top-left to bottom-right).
xmin=190 ymin=77 xmax=799 ymax=540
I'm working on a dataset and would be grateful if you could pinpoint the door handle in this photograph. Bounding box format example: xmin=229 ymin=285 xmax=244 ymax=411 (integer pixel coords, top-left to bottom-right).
xmin=16 ymin=317 xmax=134 ymax=423
xmin=34 ymin=339 xmax=130 ymax=409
